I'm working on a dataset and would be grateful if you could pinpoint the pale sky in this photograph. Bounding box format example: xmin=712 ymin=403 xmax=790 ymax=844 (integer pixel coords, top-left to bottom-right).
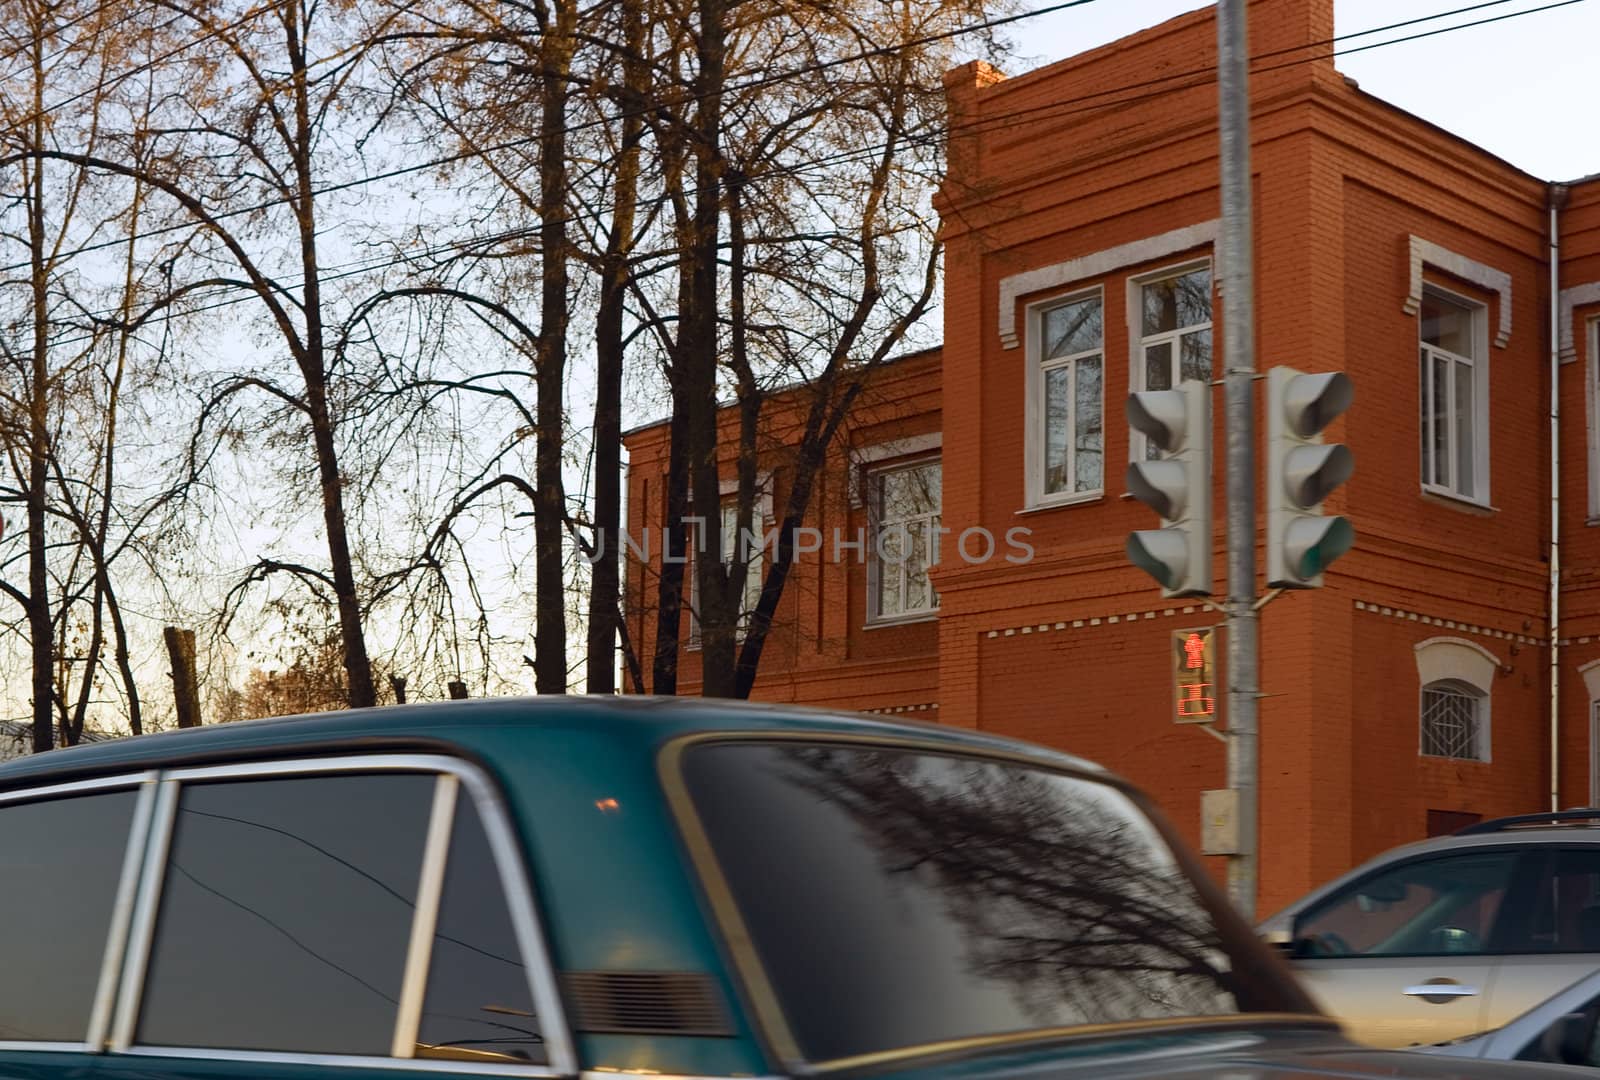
xmin=1000 ymin=0 xmax=1599 ymax=182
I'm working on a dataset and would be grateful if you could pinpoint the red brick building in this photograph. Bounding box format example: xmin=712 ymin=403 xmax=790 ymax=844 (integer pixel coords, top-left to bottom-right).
xmin=624 ymin=0 xmax=1600 ymax=913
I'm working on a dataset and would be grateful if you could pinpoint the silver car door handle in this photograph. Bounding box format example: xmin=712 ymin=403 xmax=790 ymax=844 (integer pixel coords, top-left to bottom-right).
xmin=1403 ymin=985 xmax=1479 ymax=997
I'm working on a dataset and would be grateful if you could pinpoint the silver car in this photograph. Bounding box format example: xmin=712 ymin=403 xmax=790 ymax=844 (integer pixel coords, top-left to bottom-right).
xmin=1258 ymin=810 xmax=1600 ymax=1049
xmin=1421 ymin=966 xmax=1600 ymax=1065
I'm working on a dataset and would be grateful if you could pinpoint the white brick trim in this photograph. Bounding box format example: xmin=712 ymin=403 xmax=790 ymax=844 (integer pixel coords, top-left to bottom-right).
xmin=1579 ymin=657 xmax=1600 ymax=702
xmin=847 ymin=434 xmax=941 ymax=508
xmin=1414 ymin=636 xmax=1501 ymax=692
xmin=1405 ymin=236 xmax=1512 ymax=348
xmin=1560 ymin=281 xmax=1600 ymax=363
xmin=1354 ymin=599 xmax=1543 ymax=645
xmin=997 ymin=220 xmax=1220 ymax=349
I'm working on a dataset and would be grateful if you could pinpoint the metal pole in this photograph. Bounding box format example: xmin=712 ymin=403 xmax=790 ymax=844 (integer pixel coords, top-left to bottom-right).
xmin=1217 ymin=0 xmax=1259 ymax=919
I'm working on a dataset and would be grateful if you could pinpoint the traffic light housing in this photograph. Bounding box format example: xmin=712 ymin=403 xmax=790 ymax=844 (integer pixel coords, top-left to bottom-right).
xmin=1126 ymin=379 xmax=1212 ymax=597
xmin=1267 ymin=367 xmax=1354 ymax=588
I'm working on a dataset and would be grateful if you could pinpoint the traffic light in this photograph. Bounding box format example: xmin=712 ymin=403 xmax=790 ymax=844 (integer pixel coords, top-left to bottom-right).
xmin=1267 ymin=366 xmax=1354 ymax=588
xmin=1126 ymin=379 xmax=1211 ymax=597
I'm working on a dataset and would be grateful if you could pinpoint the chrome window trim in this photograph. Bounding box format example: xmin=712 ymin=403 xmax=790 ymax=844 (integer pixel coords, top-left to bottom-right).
xmin=113 ymin=1045 xmax=567 ymax=1075
xmin=581 ymin=1073 xmax=784 ymax=1080
xmin=0 ymin=771 xmax=149 ymax=805
xmin=392 ymin=773 xmax=459 ymax=1059
xmin=0 ymin=1040 xmax=86 ymax=1053
xmin=453 ymin=760 xmax=578 ymax=1073
xmin=102 ymin=752 xmax=576 ymax=1077
xmin=109 ymin=777 xmax=179 ymax=1052
xmin=86 ymin=772 xmax=161 ymax=1050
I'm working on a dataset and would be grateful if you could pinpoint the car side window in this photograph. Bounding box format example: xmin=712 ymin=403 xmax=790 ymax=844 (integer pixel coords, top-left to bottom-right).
xmin=1292 ymin=851 xmax=1518 ymax=958
xmin=1522 ymin=848 xmax=1600 ymax=953
xmin=135 ymin=773 xmax=436 ymax=1054
xmin=415 ymin=792 xmax=545 ymax=1063
xmin=0 ymin=788 xmax=139 ymax=1044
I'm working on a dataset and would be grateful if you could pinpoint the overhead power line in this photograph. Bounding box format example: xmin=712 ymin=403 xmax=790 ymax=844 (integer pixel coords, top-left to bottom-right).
xmin=5 ymin=0 xmax=1586 ymax=292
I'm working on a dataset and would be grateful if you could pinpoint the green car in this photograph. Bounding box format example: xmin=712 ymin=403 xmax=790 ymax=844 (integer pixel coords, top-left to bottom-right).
xmin=0 ymin=698 xmax=1574 ymax=1079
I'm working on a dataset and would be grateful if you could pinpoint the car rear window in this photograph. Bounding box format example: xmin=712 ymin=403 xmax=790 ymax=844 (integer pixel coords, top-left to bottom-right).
xmin=679 ymin=741 xmax=1311 ymax=1064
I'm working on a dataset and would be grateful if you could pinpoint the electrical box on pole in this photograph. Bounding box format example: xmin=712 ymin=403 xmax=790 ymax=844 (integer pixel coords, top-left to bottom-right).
xmin=1126 ymin=379 xmax=1212 ymax=597
xmin=1266 ymin=367 xmax=1355 ymax=588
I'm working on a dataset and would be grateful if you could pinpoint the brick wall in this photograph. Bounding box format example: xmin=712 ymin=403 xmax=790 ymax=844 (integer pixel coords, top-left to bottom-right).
xmin=624 ymin=0 xmax=1600 ymax=913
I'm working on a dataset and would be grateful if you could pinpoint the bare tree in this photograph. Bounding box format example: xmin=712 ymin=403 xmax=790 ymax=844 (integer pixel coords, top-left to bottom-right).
xmin=632 ymin=0 xmax=1006 ymax=697
xmin=1 ymin=0 xmax=475 ymax=710
xmin=0 ymin=0 xmax=182 ymax=746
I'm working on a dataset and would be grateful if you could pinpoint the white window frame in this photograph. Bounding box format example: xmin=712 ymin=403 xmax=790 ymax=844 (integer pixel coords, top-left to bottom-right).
xmin=1581 ymin=659 xmax=1600 ymax=804
xmin=1024 ymin=287 xmax=1104 ymax=509
xmin=1127 ymin=259 xmax=1213 ymax=461
xmin=1418 ymin=282 xmax=1491 ymax=506
xmin=866 ymin=456 xmax=941 ymax=626
xmin=1591 ymin=699 xmax=1600 ymax=809
xmin=1587 ymin=316 xmax=1600 ymax=522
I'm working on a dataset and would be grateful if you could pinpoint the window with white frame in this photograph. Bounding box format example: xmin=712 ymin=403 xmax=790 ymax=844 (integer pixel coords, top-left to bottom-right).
xmin=1589 ymin=317 xmax=1600 ymax=520
xmin=1136 ymin=265 xmax=1212 ymax=458
xmin=1029 ymin=294 xmax=1103 ymax=504
xmin=869 ymin=459 xmax=940 ymax=622
xmin=1420 ymin=679 xmax=1487 ymax=761
xmin=1591 ymin=699 xmax=1600 ymax=808
xmin=1419 ymin=287 xmax=1489 ymax=502
xmin=688 ymin=501 xmax=766 ymax=645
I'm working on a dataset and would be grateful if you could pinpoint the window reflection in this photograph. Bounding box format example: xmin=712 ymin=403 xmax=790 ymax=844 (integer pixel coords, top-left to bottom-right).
xmin=683 ymin=744 xmax=1302 ymax=1064
xmin=416 ymin=795 xmax=545 ymax=1062
xmin=136 ymin=774 xmax=434 ymax=1054
xmin=0 ymin=789 xmax=137 ymax=1043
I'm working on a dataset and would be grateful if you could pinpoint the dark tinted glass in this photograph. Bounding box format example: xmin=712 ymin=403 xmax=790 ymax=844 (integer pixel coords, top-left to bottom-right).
xmin=682 ymin=744 xmax=1307 ymax=1063
xmin=415 ymin=794 xmax=544 ymax=1063
xmin=1522 ymin=848 xmax=1600 ymax=953
xmin=1293 ymin=852 xmax=1516 ymax=958
xmin=136 ymin=773 xmax=434 ymax=1054
xmin=0 ymin=789 xmax=137 ymax=1042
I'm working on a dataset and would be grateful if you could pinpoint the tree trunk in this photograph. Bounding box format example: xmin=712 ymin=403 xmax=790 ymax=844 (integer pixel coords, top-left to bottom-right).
xmin=534 ymin=6 xmax=576 ymax=694
xmin=586 ymin=0 xmax=645 ymax=695
xmin=165 ymin=627 xmax=203 ymax=727
xmin=651 ymin=404 xmax=689 ymax=694
xmin=25 ymin=53 xmax=53 ymax=751
xmin=287 ymin=0 xmax=375 ymax=708
xmin=686 ymin=0 xmax=733 ymax=697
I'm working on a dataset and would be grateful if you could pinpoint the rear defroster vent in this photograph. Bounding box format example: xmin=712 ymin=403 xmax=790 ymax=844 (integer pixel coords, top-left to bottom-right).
xmin=562 ymin=971 xmax=733 ymax=1036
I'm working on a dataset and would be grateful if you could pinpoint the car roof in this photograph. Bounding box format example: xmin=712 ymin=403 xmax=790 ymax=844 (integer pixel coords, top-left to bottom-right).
xmin=1374 ymin=827 xmax=1600 ymax=858
xmin=0 ymin=695 xmax=1110 ymax=790
xmin=1260 ymin=818 xmax=1600 ymax=928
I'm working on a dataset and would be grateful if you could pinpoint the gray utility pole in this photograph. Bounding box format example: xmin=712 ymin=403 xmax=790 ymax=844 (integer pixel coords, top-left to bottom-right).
xmin=1217 ymin=0 xmax=1259 ymax=920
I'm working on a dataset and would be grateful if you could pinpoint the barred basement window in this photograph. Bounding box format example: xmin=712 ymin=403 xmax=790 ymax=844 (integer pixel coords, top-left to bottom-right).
xmin=1420 ymin=680 xmax=1486 ymax=761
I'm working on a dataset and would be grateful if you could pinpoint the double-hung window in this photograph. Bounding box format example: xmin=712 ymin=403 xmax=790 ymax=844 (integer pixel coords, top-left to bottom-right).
xmin=869 ymin=459 xmax=940 ymax=622
xmin=1030 ymin=293 xmax=1103 ymax=505
xmin=1137 ymin=265 xmax=1213 ymax=458
xmin=1588 ymin=317 xmax=1600 ymax=519
xmin=1419 ymin=287 xmax=1488 ymax=502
